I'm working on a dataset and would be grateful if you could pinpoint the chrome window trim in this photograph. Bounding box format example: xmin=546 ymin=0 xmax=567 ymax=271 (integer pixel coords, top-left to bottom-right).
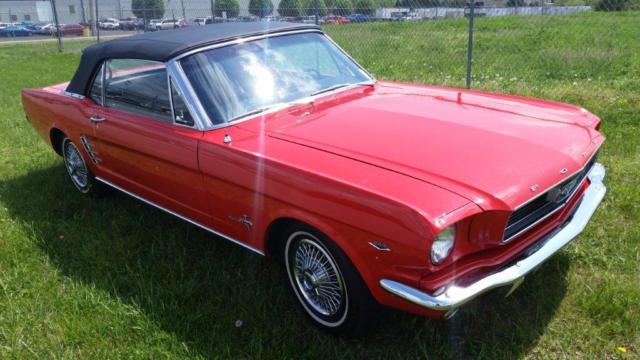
xmin=95 ymin=176 xmax=265 ymax=256
xmin=166 ymin=61 xmax=210 ymax=130
xmin=62 ymin=91 xmax=86 ymax=100
xmin=101 ymin=59 xmax=196 ymax=128
xmin=165 ymin=29 xmax=376 ymax=131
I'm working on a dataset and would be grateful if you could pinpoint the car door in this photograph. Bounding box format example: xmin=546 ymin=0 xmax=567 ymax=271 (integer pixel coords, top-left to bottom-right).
xmin=87 ymin=59 xmax=211 ymax=225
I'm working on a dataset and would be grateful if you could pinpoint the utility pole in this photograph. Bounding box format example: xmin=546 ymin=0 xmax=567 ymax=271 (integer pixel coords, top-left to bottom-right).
xmin=80 ymin=0 xmax=87 ymax=23
xmin=465 ymin=0 xmax=475 ymax=89
xmin=50 ymin=0 xmax=62 ymax=52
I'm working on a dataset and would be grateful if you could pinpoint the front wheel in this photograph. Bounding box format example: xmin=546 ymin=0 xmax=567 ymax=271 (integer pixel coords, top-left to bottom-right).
xmin=284 ymin=225 xmax=377 ymax=334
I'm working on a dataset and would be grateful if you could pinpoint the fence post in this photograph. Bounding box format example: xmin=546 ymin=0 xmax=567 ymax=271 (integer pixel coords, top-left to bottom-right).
xmin=50 ymin=0 xmax=63 ymax=52
xmin=80 ymin=0 xmax=87 ymax=24
xmin=315 ymin=0 xmax=319 ymax=25
xmin=465 ymin=0 xmax=475 ymax=89
xmin=95 ymin=0 xmax=100 ymax=42
xmin=210 ymin=0 xmax=216 ymax=22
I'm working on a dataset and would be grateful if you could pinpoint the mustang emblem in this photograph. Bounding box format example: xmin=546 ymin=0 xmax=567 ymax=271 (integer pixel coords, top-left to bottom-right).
xmin=560 ymin=168 xmax=568 ymax=174
xmin=530 ymin=184 xmax=539 ymax=192
xmin=229 ymin=214 xmax=253 ymax=231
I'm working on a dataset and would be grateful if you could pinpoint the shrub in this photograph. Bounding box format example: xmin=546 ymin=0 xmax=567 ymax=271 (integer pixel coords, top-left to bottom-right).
xmin=594 ymin=0 xmax=631 ymax=11
xmin=249 ymin=0 xmax=274 ymax=16
xmin=354 ymin=0 xmax=375 ymax=15
xmin=303 ymin=0 xmax=329 ymax=16
xmin=330 ymin=0 xmax=352 ymax=15
xmin=279 ymin=0 xmax=303 ymax=16
xmin=132 ymin=0 xmax=165 ymax=19
xmin=215 ymin=0 xmax=240 ymax=18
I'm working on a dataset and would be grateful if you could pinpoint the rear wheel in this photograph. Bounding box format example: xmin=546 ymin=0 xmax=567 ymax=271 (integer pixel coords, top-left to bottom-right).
xmin=284 ymin=224 xmax=377 ymax=334
xmin=61 ymin=137 xmax=105 ymax=196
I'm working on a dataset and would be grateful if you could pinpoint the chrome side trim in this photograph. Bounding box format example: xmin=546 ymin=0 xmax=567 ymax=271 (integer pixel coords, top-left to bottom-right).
xmin=62 ymin=91 xmax=86 ymax=99
xmin=95 ymin=176 xmax=265 ymax=256
xmin=380 ymin=163 xmax=606 ymax=312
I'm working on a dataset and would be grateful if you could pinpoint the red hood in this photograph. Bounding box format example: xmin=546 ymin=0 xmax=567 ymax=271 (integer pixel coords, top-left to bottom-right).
xmin=258 ymin=82 xmax=604 ymax=210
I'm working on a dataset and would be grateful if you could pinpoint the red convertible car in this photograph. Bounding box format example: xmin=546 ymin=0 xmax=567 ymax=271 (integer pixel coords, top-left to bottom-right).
xmin=22 ymin=23 xmax=606 ymax=333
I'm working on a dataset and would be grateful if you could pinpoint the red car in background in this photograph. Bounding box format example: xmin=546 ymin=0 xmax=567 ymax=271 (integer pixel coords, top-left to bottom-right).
xmin=21 ymin=23 xmax=606 ymax=334
xmin=324 ymin=15 xmax=351 ymax=24
xmin=55 ymin=24 xmax=85 ymax=36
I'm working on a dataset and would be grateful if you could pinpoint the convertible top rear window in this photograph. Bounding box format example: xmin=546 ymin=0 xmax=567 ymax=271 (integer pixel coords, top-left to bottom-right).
xmin=180 ymin=32 xmax=371 ymax=124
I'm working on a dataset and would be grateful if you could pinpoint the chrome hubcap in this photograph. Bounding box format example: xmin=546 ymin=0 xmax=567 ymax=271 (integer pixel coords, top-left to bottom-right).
xmin=64 ymin=141 xmax=89 ymax=190
xmin=293 ymin=239 xmax=344 ymax=316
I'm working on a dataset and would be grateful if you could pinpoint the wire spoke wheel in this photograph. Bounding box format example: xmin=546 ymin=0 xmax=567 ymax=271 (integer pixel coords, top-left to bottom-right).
xmin=286 ymin=230 xmax=350 ymax=329
xmin=293 ymin=239 xmax=344 ymax=316
xmin=63 ymin=140 xmax=89 ymax=192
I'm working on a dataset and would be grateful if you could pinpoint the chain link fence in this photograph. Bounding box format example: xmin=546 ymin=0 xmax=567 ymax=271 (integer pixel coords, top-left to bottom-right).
xmin=0 ymin=0 xmax=637 ymax=89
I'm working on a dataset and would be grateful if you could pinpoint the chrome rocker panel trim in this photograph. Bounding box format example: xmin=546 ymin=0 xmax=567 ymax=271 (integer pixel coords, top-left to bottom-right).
xmin=95 ymin=176 xmax=265 ymax=256
xmin=379 ymin=163 xmax=607 ymax=313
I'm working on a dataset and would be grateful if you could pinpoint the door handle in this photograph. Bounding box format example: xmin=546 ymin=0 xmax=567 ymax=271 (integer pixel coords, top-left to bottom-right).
xmin=89 ymin=115 xmax=106 ymax=123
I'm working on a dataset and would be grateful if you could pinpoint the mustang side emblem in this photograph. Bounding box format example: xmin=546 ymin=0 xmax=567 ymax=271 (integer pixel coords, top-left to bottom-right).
xmin=79 ymin=135 xmax=100 ymax=164
xmin=530 ymin=184 xmax=539 ymax=192
xmin=560 ymin=168 xmax=568 ymax=174
xmin=229 ymin=214 xmax=253 ymax=231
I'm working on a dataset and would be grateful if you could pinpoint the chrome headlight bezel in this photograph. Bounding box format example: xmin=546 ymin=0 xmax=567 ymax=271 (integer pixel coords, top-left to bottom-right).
xmin=430 ymin=225 xmax=456 ymax=265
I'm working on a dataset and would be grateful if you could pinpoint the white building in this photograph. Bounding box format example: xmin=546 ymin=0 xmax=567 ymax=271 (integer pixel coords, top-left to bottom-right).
xmin=0 ymin=0 xmax=279 ymax=24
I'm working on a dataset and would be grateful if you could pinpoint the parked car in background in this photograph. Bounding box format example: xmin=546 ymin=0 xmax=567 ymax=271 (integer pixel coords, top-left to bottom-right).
xmin=0 ymin=25 xmax=33 ymax=37
xmin=119 ymin=17 xmax=142 ymax=30
xmin=390 ymin=11 xmax=420 ymax=21
xmin=34 ymin=23 xmax=57 ymax=35
xmin=193 ymin=17 xmax=209 ymax=26
xmin=347 ymin=13 xmax=369 ymax=23
xmin=54 ymin=24 xmax=85 ymax=36
xmin=156 ymin=18 xmax=186 ymax=30
xmin=99 ymin=18 xmax=120 ymax=30
xmin=324 ymin=15 xmax=350 ymax=24
xmin=0 ymin=23 xmax=10 ymax=30
xmin=146 ymin=19 xmax=162 ymax=31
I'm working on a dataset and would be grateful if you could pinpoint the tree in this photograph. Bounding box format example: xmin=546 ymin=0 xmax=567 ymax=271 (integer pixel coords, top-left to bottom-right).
xmin=396 ymin=0 xmax=440 ymax=7
xmin=132 ymin=0 xmax=165 ymax=20
xmin=330 ymin=0 xmax=352 ymax=14
xmin=506 ymin=0 xmax=525 ymax=6
xmin=249 ymin=0 xmax=274 ymax=16
xmin=595 ymin=0 xmax=630 ymax=11
xmin=303 ymin=0 xmax=329 ymax=16
xmin=354 ymin=0 xmax=374 ymax=14
xmin=279 ymin=0 xmax=303 ymax=16
xmin=215 ymin=0 xmax=240 ymax=18
xmin=375 ymin=0 xmax=396 ymax=7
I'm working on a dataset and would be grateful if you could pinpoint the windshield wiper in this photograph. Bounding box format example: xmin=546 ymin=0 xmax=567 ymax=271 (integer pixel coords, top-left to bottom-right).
xmin=310 ymin=83 xmax=351 ymax=96
xmin=310 ymin=81 xmax=375 ymax=97
xmin=228 ymin=103 xmax=284 ymax=122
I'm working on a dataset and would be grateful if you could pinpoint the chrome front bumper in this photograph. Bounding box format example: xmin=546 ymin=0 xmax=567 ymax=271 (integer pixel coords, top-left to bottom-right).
xmin=380 ymin=163 xmax=607 ymax=314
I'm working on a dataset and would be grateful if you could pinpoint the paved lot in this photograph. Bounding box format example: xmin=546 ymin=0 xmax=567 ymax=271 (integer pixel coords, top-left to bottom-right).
xmin=0 ymin=30 xmax=139 ymax=43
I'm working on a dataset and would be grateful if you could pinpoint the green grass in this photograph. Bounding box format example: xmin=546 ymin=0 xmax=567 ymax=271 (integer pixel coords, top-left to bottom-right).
xmin=1 ymin=12 xmax=639 ymax=359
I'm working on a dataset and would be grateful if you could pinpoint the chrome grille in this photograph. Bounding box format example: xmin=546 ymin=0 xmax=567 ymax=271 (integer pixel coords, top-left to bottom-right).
xmin=503 ymin=154 xmax=597 ymax=242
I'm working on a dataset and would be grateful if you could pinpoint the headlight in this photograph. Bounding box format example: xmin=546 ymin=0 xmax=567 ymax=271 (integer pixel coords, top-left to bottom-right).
xmin=431 ymin=225 xmax=456 ymax=265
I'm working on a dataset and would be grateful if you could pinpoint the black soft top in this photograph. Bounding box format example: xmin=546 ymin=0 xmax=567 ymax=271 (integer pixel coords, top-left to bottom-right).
xmin=66 ymin=22 xmax=320 ymax=95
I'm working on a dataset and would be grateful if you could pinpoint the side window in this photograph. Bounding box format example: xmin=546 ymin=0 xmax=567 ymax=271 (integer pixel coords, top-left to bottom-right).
xmin=170 ymin=80 xmax=194 ymax=127
xmin=104 ymin=59 xmax=172 ymax=123
xmin=89 ymin=63 xmax=103 ymax=105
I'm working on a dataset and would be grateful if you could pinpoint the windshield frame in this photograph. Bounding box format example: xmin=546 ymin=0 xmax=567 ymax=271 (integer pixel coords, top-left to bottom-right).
xmin=165 ymin=29 xmax=375 ymax=131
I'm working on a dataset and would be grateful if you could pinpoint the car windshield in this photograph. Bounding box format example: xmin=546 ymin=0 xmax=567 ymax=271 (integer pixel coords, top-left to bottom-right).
xmin=180 ymin=32 xmax=372 ymax=124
